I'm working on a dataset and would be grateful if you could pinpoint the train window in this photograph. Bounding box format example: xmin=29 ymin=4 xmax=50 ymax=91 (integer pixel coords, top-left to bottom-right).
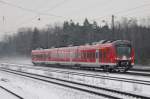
xmin=61 ymin=52 xmax=63 ymax=58
xmin=39 ymin=54 xmax=41 ymax=58
xmin=48 ymin=53 xmax=51 ymax=58
xmin=60 ymin=52 xmax=63 ymax=58
xmin=81 ymin=52 xmax=84 ymax=59
xmin=32 ymin=55 xmax=35 ymax=58
xmin=90 ymin=52 xmax=92 ymax=59
xmin=66 ymin=52 xmax=69 ymax=58
xmin=93 ymin=52 xmax=95 ymax=59
xmin=68 ymin=52 xmax=70 ymax=58
xmin=103 ymin=50 xmax=107 ymax=61
xmin=45 ymin=54 xmax=48 ymax=59
xmin=83 ymin=52 xmax=86 ymax=59
xmin=78 ymin=52 xmax=79 ymax=58
xmin=51 ymin=53 xmax=54 ymax=58
xmin=34 ymin=55 xmax=37 ymax=58
xmin=42 ymin=54 xmax=44 ymax=59
xmin=117 ymin=46 xmax=131 ymax=57
xmin=52 ymin=53 xmax=54 ymax=58
xmin=83 ymin=52 xmax=85 ymax=59
xmin=89 ymin=52 xmax=91 ymax=59
xmin=35 ymin=55 xmax=38 ymax=58
xmin=87 ymin=52 xmax=89 ymax=59
xmin=92 ymin=52 xmax=95 ymax=59
xmin=51 ymin=52 xmax=57 ymax=58
xmin=91 ymin=52 xmax=94 ymax=59
xmin=91 ymin=52 xmax=93 ymax=59
xmin=57 ymin=52 xmax=59 ymax=58
xmin=38 ymin=54 xmax=40 ymax=58
xmin=60 ymin=52 xmax=62 ymax=58
xmin=90 ymin=52 xmax=91 ymax=59
xmin=74 ymin=52 xmax=77 ymax=58
xmin=107 ymin=48 xmax=110 ymax=58
xmin=37 ymin=54 xmax=40 ymax=58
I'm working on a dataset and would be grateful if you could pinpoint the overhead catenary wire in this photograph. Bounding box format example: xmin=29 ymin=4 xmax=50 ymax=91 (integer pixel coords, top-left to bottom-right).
xmin=1 ymin=0 xmax=150 ymax=22
xmin=93 ymin=2 xmax=150 ymax=21
xmin=15 ymin=0 xmax=71 ymax=27
xmin=0 ymin=0 xmax=67 ymax=19
xmin=0 ymin=0 xmax=71 ymax=33
xmin=42 ymin=0 xmax=70 ymax=12
xmin=115 ymin=3 xmax=150 ymax=15
xmin=1 ymin=0 xmax=150 ymax=34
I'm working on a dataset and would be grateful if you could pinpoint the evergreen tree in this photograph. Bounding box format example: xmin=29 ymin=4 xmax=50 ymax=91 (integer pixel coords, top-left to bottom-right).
xmin=31 ymin=28 xmax=40 ymax=50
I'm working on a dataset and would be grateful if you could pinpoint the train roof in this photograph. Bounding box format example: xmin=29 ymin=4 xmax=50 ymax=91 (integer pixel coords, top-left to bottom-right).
xmin=32 ymin=40 xmax=131 ymax=53
xmin=112 ymin=40 xmax=131 ymax=46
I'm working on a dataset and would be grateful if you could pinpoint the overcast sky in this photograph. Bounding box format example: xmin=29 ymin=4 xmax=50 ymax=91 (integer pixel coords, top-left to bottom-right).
xmin=0 ymin=0 xmax=150 ymax=39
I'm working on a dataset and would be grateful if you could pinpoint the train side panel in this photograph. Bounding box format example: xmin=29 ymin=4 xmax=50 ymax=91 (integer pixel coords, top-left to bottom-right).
xmin=31 ymin=40 xmax=135 ymax=72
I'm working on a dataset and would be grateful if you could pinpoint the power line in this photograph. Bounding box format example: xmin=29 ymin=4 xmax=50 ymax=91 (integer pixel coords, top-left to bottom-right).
xmin=93 ymin=2 xmax=150 ymax=20
xmin=2 ymin=0 xmax=150 ymax=34
xmin=14 ymin=0 xmax=71 ymax=28
xmin=115 ymin=3 xmax=150 ymax=15
xmin=0 ymin=0 xmax=67 ymax=18
xmin=66 ymin=0 xmax=113 ymax=15
xmin=0 ymin=0 xmax=70 ymax=33
xmin=18 ymin=0 xmax=70 ymax=24
xmin=42 ymin=0 xmax=70 ymax=12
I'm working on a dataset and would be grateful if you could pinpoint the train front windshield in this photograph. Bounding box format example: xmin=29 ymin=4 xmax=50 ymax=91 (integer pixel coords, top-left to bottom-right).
xmin=116 ymin=45 xmax=131 ymax=58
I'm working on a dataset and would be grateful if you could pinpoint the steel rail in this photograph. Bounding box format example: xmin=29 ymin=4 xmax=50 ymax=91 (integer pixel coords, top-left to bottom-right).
xmin=0 ymin=86 xmax=24 ymax=99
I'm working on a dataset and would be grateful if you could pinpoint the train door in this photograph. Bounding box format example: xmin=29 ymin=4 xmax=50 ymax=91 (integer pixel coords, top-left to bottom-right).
xmin=99 ymin=49 xmax=103 ymax=63
xmin=103 ymin=49 xmax=106 ymax=63
xmin=96 ymin=49 xmax=99 ymax=64
xmin=70 ymin=52 xmax=73 ymax=62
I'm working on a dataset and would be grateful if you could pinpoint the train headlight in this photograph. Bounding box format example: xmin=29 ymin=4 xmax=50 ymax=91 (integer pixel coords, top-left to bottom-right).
xmin=115 ymin=57 xmax=119 ymax=60
xmin=122 ymin=56 xmax=127 ymax=60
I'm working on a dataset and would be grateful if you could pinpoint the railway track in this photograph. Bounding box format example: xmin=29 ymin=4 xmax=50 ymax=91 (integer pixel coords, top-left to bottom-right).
xmin=1 ymin=62 xmax=150 ymax=76
xmin=1 ymin=68 xmax=149 ymax=99
xmin=0 ymin=86 xmax=23 ymax=99
xmin=0 ymin=68 xmax=120 ymax=99
xmin=0 ymin=63 xmax=150 ymax=99
xmin=127 ymin=70 xmax=150 ymax=76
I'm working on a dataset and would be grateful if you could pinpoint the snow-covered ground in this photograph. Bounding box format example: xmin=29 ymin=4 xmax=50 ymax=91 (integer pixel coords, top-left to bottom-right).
xmin=1 ymin=62 xmax=150 ymax=98
xmin=0 ymin=56 xmax=32 ymax=65
xmin=0 ymin=70 xmax=102 ymax=99
xmin=0 ymin=56 xmax=150 ymax=98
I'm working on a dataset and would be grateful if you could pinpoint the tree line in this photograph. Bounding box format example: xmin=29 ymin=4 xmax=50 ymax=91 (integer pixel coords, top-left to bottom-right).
xmin=0 ymin=17 xmax=150 ymax=64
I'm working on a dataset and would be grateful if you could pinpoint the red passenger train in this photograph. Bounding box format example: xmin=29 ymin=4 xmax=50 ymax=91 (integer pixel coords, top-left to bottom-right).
xmin=31 ymin=40 xmax=134 ymax=72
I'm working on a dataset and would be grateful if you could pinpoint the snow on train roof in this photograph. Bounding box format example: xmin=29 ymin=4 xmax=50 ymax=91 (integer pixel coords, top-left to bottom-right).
xmin=32 ymin=40 xmax=131 ymax=53
xmin=32 ymin=43 xmax=112 ymax=53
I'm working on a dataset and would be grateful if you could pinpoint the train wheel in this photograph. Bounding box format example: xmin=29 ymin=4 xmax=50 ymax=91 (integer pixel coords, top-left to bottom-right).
xmin=119 ymin=69 xmax=127 ymax=73
xmin=122 ymin=69 xmax=128 ymax=73
xmin=108 ymin=68 xmax=113 ymax=72
xmin=103 ymin=66 xmax=109 ymax=72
